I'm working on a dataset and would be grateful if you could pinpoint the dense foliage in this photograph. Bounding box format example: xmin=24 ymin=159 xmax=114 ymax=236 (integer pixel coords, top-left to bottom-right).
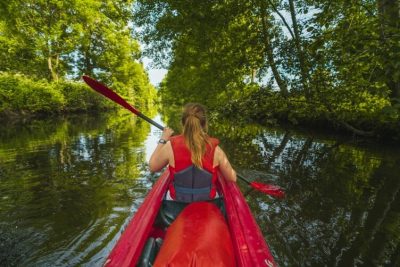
xmin=0 ymin=0 xmax=156 ymax=115
xmin=0 ymin=73 xmax=115 ymax=115
xmin=135 ymin=0 xmax=400 ymax=139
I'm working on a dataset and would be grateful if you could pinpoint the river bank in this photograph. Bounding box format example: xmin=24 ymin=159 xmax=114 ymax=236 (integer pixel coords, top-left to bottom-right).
xmin=0 ymin=73 xmax=113 ymax=116
xmin=218 ymin=89 xmax=400 ymax=143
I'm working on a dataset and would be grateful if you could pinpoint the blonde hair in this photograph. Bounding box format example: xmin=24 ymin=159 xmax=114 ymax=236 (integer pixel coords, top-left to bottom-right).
xmin=182 ymin=103 xmax=210 ymax=168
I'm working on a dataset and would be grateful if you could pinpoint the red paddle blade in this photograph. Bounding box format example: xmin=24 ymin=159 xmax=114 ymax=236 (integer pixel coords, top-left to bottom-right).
xmin=82 ymin=75 xmax=140 ymax=115
xmin=250 ymin=182 xmax=285 ymax=198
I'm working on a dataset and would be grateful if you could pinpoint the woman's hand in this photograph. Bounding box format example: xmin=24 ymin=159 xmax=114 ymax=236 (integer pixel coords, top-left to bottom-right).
xmin=161 ymin=127 xmax=174 ymax=141
xmin=149 ymin=127 xmax=174 ymax=172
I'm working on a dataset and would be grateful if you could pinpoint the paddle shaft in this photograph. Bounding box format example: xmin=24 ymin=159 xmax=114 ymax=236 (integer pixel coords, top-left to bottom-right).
xmin=237 ymin=173 xmax=251 ymax=185
xmin=137 ymin=112 xmax=164 ymax=131
xmin=82 ymin=75 xmax=164 ymax=130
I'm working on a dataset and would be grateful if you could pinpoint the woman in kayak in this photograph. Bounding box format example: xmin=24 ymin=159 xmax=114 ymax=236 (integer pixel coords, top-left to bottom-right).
xmin=149 ymin=103 xmax=237 ymax=202
xmin=149 ymin=103 xmax=237 ymax=267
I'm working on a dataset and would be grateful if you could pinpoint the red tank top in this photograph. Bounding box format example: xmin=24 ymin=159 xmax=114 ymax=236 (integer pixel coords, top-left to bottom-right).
xmin=168 ymin=135 xmax=219 ymax=200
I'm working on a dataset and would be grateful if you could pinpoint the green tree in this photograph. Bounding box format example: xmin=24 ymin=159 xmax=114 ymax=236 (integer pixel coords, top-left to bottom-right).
xmin=135 ymin=1 xmax=266 ymax=106
xmin=0 ymin=0 xmax=157 ymax=114
xmin=0 ymin=0 xmax=81 ymax=81
xmin=136 ymin=0 xmax=399 ymax=138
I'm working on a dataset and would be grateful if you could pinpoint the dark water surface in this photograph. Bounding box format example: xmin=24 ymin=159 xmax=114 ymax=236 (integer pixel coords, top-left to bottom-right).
xmin=0 ymin=113 xmax=399 ymax=266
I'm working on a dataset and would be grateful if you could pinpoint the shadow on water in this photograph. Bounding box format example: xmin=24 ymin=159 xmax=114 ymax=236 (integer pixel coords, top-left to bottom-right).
xmin=1 ymin=111 xmax=399 ymax=266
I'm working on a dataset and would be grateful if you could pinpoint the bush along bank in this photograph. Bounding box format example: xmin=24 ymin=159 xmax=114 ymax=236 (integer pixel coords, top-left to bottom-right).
xmin=220 ymin=88 xmax=400 ymax=142
xmin=0 ymin=73 xmax=113 ymax=117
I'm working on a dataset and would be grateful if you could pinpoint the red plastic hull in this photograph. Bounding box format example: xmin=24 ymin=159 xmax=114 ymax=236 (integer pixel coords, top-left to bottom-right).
xmin=153 ymin=201 xmax=236 ymax=266
xmin=219 ymin=174 xmax=276 ymax=267
xmin=104 ymin=170 xmax=276 ymax=267
xmin=104 ymin=171 xmax=172 ymax=267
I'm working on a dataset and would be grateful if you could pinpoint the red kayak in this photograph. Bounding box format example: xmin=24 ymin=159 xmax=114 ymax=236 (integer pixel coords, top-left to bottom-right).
xmin=103 ymin=170 xmax=276 ymax=267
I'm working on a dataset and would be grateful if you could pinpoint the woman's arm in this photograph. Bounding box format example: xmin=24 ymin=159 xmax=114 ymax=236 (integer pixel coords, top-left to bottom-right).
xmin=149 ymin=127 xmax=174 ymax=172
xmin=214 ymin=146 xmax=237 ymax=182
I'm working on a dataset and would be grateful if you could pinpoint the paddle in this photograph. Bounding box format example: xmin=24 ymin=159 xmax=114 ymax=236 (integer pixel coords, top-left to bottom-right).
xmin=237 ymin=174 xmax=285 ymax=198
xmin=82 ymin=75 xmax=285 ymax=198
xmin=82 ymin=75 xmax=164 ymax=131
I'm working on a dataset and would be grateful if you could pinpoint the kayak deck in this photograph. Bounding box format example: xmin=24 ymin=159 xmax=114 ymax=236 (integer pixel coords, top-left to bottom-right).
xmin=153 ymin=201 xmax=236 ymax=266
xmin=219 ymin=171 xmax=276 ymax=267
xmin=104 ymin=170 xmax=276 ymax=267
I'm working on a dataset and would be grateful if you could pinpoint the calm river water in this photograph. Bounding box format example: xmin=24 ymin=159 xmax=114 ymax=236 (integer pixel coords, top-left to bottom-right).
xmin=0 ymin=112 xmax=399 ymax=266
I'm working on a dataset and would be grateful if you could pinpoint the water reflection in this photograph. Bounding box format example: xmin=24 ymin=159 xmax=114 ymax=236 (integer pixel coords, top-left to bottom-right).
xmin=0 ymin=112 xmax=153 ymax=266
xmin=210 ymin=122 xmax=400 ymax=266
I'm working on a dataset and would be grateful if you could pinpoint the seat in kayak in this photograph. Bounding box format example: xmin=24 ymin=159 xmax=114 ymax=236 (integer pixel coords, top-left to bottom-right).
xmin=153 ymin=201 xmax=236 ymax=267
xmin=137 ymin=237 xmax=162 ymax=267
xmin=158 ymin=197 xmax=226 ymax=227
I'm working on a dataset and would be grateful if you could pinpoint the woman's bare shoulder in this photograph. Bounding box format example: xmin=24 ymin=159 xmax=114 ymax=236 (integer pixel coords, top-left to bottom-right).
xmin=213 ymin=145 xmax=227 ymax=165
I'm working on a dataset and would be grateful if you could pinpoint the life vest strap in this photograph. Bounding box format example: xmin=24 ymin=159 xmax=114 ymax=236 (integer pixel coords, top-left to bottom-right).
xmin=174 ymin=184 xmax=211 ymax=195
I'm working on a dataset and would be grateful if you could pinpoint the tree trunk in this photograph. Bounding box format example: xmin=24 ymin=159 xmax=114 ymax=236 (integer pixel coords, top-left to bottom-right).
xmin=48 ymin=56 xmax=58 ymax=82
xmin=288 ymin=0 xmax=310 ymax=98
xmin=266 ymin=0 xmax=295 ymax=39
xmin=83 ymin=30 xmax=94 ymax=76
xmin=84 ymin=49 xmax=93 ymax=76
xmin=377 ymin=0 xmax=400 ymax=100
xmin=258 ymin=0 xmax=289 ymax=97
xmin=250 ymin=68 xmax=256 ymax=83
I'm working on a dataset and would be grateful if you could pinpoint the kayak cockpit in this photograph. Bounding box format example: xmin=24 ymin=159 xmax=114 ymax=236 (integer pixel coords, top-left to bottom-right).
xmin=137 ymin=193 xmax=227 ymax=266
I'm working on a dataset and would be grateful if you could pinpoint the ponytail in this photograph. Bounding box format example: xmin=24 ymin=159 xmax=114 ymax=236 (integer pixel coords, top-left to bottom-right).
xmin=182 ymin=103 xmax=210 ymax=168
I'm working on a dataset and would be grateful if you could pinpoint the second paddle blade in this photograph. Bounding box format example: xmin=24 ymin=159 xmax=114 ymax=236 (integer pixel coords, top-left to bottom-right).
xmin=250 ymin=182 xmax=285 ymax=198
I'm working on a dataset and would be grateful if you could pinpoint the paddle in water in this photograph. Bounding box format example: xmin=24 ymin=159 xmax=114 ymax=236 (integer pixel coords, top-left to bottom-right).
xmin=82 ymin=75 xmax=285 ymax=198
xmin=237 ymin=174 xmax=285 ymax=198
